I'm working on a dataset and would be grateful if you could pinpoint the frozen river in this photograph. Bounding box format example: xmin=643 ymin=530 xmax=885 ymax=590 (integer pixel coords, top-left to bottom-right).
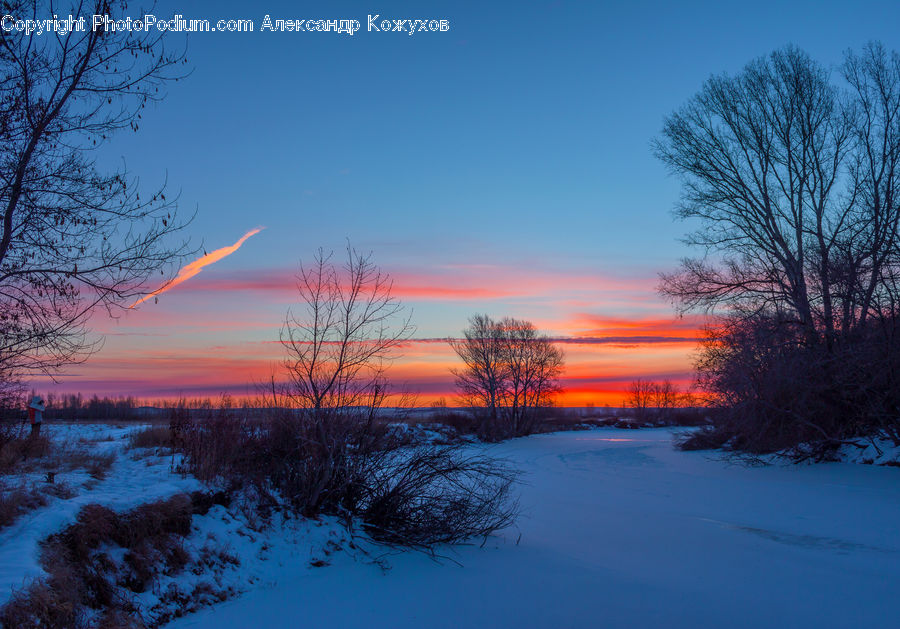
xmin=170 ymin=428 xmax=900 ymax=628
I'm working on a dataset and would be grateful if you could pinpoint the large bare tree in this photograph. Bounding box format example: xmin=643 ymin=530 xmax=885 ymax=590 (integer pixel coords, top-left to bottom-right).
xmin=451 ymin=315 xmax=563 ymax=439
xmin=654 ymin=44 xmax=900 ymax=349
xmin=0 ymin=0 xmax=191 ymax=378
xmin=656 ymin=43 xmax=900 ymax=450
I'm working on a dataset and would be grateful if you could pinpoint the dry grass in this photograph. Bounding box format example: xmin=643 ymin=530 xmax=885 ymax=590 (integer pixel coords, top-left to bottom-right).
xmin=0 ymin=435 xmax=52 ymax=471
xmin=0 ymin=492 xmax=231 ymax=628
xmin=127 ymin=426 xmax=173 ymax=451
xmin=0 ymin=486 xmax=48 ymax=529
xmin=0 ymin=432 xmax=116 ymax=481
xmin=177 ymin=409 xmax=519 ymax=549
xmin=0 ymin=479 xmax=78 ymax=531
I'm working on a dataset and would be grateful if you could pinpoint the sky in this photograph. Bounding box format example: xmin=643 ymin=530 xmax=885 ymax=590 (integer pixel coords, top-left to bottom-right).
xmin=32 ymin=0 xmax=900 ymax=405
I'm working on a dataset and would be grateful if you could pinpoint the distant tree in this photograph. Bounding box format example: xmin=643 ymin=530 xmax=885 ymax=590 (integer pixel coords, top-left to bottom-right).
xmin=450 ymin=315 xmax=564 ymax=439
xmin=654 ymin=379 xmax=679 ymax=412
xmin=625 ymin=378 xmax=654 ymax=421
xmin=626 ymin=378 xmax=679 ymax=422
xmin=0 ymin=0 xmax=192 ymax=382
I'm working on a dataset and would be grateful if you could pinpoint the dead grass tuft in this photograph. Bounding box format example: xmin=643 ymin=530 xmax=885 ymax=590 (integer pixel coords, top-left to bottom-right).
xmin=0 ymin=486 xmax=48 ymax=529
xmin=127 ymin=426 xmax=173 ymax=451
xmin=0 ymin=492 xmax=226 ymax=627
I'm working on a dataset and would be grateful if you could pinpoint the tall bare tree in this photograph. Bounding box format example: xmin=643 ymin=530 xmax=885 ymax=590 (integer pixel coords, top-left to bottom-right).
xmin=656 ymin=43 xmax=900 ymax=450
xmin=451 ymin=315 xmax=563 ymax=439
xmin=0 ymin=0 xmax=191 ymax=379
xmin=449 ymin=314 xmax=506 ymax=429
xmin=280 ymin=245 xmax=414 ymax=420
xmin=276 ymin=245 xmax=414 ymax=511
xmin=654 ymin=43 xmax=900 ymax=348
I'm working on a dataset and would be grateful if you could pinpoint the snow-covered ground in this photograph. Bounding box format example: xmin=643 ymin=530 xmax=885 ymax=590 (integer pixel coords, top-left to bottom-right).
xmin=167 ymin=428 xmax=900 ymax=629
xmin=3 ymin=425 xmax=898 ymax=628
xmin=0 ymin=423 xmax=201 ymax=602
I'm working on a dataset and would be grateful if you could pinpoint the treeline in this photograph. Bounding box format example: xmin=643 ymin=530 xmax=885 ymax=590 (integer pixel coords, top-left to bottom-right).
xmin=1 ymin=394 xmax=265 ymax=422
xmin=33 ymin=394 xmax=142 ymax=421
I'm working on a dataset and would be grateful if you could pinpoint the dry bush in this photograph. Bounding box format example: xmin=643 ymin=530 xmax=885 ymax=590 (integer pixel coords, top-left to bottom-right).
xmin=0 ymin=435 xmax=52 ymax=471
xmin=180 ymin=409 xmax=396 ymax=515
xmin=427 ymin=409 xmax=477 ymax=436
xmin=0 ymin=578 xmax=86 ymax=629
xmin=1 ymin=432 xmax=116 ymax=481
xmin=0 ymin=421 xmax=22 ymax=455
xmin=679 ymin=315 xmax=900 ymax=454
xmin=43 ymin=449 xmax=116 ymax=480
xmin=0 ymin=486 xmax=48 ymax=529
xmin=675 ymin=425 xmax=731 ymax=451
xmin=84 ymin=453 xmax=116 ymax=480
xmin=177 ymin=406 xmax=519 ymax=549
xmin=361 ymin=447 xmax=518 ymax=547
xmin=128 ymin=426 xmax=173 ymax=450
xmin=0 ymin=493 xmax=225 ymax=628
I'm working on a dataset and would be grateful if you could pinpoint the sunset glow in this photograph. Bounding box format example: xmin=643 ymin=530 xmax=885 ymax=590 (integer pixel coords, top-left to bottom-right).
xmin=40 ymin=264 xmax=704 ymax=405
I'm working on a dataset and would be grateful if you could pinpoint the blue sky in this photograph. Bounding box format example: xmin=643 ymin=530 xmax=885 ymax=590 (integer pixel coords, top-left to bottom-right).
xmin=44 ymin=0 xmax=900 ymax=402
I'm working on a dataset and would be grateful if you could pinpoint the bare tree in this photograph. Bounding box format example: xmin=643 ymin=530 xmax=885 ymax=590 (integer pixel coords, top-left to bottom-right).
xmin=655 ymin=43 xmax=900 ymax=449
xmin=625 ymin=378 xmax=654 ymax=421
xmin=654 ymin=379 xmax=679 ymax=412
xmin=280 ymin=245 xmax=414 ymax=420
xmin=450 ymin=315 xmax=563 ymax=439
xmin=626 ymin=378 xmax=678 ymax=422
xmin=449 ymin=314 xmax=506 ymax=433
xmin=654 ymin=43 xmax=900 ymax=346
xmin=0 ymin=0 xmax=192 ymax=380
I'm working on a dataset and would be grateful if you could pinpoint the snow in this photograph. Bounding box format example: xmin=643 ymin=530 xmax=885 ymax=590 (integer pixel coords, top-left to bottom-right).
xmin=0 ymin=423 xmax=201 ymax=602
xmin=123 ymin=501 xmax=358 ymax=625
xmin=835 ymin=435 xmax=900 ymax=466
xmin=166 ymin=428 xmax=900 ymax=629
xmin=3 ymin=425 xmax=898 ymax=627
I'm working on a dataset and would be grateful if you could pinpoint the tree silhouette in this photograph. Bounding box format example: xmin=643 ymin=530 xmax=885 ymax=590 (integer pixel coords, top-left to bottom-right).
xmin=0 ymin=0 xmax=192 ymax=379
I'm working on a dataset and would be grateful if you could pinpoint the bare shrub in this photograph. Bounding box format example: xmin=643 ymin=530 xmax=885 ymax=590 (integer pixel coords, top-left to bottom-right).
xmin=361 ymin=447 xmax=518 ymax=547
xmin=0 ymin=579 xmax=85 ymax=629
xmin=84 ymin=453 xmax=116 ymax=481
xmin=0 ymin=434 xmax=51 ymax=471
xmin=427 ymin=409 xmax=477 ymax=435
xmin=678 ymin=315 xmax=900 ymax=454
xmin=0 ymin=485 xmax=48 ymax=529
xmin=176 ymin=407 xmax=259 ymax=488
xmin=0 ymin=420 xmax=23 ymax=455
xmin=675 ymin=425 xmax=731 ymax=451
xmin=128 ymin=426 xmax=173 ymax=450
xmin=181 ymin=408 xmax=391 ymax=515
xmin=177 ymin=407 xmax=519 ymax=549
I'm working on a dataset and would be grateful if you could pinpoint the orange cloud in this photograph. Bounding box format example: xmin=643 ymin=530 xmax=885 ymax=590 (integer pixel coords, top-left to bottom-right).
xmin=131 ymin=227 xmax=264 ymax=308
xmin=557 ymin=313 xmax=707 ymax=340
